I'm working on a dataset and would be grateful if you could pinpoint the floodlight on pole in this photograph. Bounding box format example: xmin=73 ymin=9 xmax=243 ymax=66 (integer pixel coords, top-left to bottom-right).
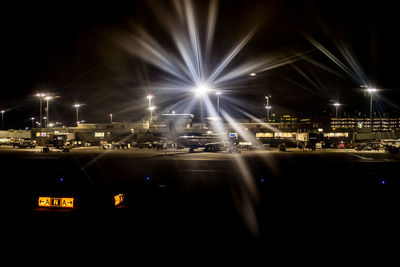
xmin=74 ymin=104 xmax=82 ymax=126
xmin=148 ymin=106 xmax=155 ymax=121
xmin=366 ymin=87 xmax=377 ymax=131
xmin=333 ymin=102 xmax=340 ymax=118
xmin=147 ymin=94 xmax=153 ymax=106
xmin=193 ymin=83 xmax=210 ymax=134
xmin=147 ymin=94 xmax=153 ymax=119
xmin=44 ymin=96 xmax=53 ymax=127
xmin=195 ymin=84 xmax=210 ymax=97
xmin=265 ymin=95 xmax=271 ymax=122
xmin=36 ymin=92 xmax=46 ymax=129
xmin=216 ymin=91 xmax=222 ymax=111
xmin=1 ymin=110 xmax=4 ymax=130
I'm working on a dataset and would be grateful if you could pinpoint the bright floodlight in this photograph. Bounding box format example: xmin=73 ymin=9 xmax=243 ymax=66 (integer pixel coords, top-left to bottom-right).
xmin=74 ymin=104 xmax=81 ymax=108
xmin=36 ymin=92 xmax=46 ymax=97
xmin=148 ymin=106 xmax=156 ymax=111
xmin=367 ymin=88 xmax=377 ymax=93
xmin=334 ymin=102 xmax=340 ymax=106
xmin=195 ymin=83 xmax=210 ymax=97
xmin=215 ymin=91 xmax=222 ymax=95
xmin=147 ymin=94 xmax=153 ymax=100
xmin=250 ymin=72 xmax=256 ymax=77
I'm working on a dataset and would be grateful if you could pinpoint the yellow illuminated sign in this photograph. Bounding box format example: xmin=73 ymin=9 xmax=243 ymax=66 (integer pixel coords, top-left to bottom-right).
xmin=38 ymin=197 xmax=74 ymax=208
xmin=114 ymin=194 xmax=124 ymax=206
xmin=38 ymin=197 xmax=51 ymax=207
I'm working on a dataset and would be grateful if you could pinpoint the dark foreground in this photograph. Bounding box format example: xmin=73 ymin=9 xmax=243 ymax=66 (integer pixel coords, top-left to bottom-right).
xmin=3 ymin=149 xmax=400 ymax=258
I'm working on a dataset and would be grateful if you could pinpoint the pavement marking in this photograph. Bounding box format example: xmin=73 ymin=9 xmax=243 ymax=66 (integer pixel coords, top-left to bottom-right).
xmin=347 ymin=153 xmax=373 ymax=160
xmin=178 ymin=169 xmax=231 ymax=172
xmin=383 ymin=159 xmax=397 ymax=162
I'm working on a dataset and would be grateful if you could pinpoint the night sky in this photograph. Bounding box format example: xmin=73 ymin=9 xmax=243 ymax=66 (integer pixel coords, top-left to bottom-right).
xmin=1 ymin=0 xmax=399 ymax=129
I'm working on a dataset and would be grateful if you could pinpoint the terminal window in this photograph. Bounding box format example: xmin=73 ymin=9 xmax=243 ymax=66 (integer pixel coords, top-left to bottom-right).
xmin=94 ymin=132 xmax=105 ymax=137
xmin=256 ymin=132 xmax=273 ymax=138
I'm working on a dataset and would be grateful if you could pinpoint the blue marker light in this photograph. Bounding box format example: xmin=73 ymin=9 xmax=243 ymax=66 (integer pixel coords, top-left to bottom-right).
xmin=59 ymin=178 xmax=64 ymax=182
xmin=381 ymin=180 xmax=386 ymax=185
xmin=260 ymin=178 xmax=265 ymax=183
xmin=146 ymin=177 xmax=151 ymax=181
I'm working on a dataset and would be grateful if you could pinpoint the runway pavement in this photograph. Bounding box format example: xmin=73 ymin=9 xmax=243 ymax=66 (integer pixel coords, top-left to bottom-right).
xmin=2 ymin=147 xmax=399 ymax=256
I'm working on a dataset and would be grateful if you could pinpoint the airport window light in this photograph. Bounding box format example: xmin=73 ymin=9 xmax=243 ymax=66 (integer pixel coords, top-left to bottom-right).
xmin=324 ymin=132 xmax=349 ymax=138
xmin=274 ymin=132 xmax=296 ymax=138
xmin=94 ymin=132 xmax=105 ymax=137
xmin=256 ymin=132 xmax=273 ymax=138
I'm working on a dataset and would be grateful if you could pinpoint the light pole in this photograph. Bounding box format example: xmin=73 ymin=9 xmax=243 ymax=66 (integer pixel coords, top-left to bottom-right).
xmin=265 ymin=95 xmax=271 ymax=122
xmin=1 ymin=110 xmax=4 ymax=130
xmin=216 ymin=91 xmax=222 ymax=111
xmin=148 ymin=106 xmax=155 ymax=122
xmin=110 ymin=113 xmax=113 ymax=124
xmin=195 ymin=83 xmax=210 ymax=134
xmin=74 ymin=104 xmax=82 ymax=126
xmin=333 ymin=102 xmax=340 ymax=118
xmin=44 ymin=96 xmax=52 ymax=128
xmin=147 ymin=94 xmax=153 ymax=120
xmin=367 ymin=88 xmax=377 ymax=131
xmin=36 ymin=92 xmax=46 ymax=129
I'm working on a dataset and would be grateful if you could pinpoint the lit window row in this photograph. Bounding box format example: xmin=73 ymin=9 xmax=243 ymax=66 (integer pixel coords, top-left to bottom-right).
xmin=323 ymin=133 xmax=349 ymax=137
xmin=256 ymin=132 xmax=296 ymax=138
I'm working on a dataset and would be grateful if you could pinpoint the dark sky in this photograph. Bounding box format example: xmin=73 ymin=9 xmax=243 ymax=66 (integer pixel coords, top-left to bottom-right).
xmin=1 ymin=0 xmax=399 ymax=129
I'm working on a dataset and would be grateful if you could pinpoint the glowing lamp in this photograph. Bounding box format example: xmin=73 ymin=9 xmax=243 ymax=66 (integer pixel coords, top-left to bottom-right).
xmin=194 ymin=83 xmax=210 ymax=97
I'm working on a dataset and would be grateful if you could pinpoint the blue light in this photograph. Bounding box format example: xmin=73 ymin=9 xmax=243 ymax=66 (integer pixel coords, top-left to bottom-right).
xmin=59 ymin=178 xmax=64 ymax=182
xmin=381 ymin=180 xmax=386 ymax=185
xmin=146 ymin=177 xmax=151 ymax=181
xmin=229 ymin=133 xmax=235 ymax=138
xmin=260 ymin=178 xmax=265 ymax=183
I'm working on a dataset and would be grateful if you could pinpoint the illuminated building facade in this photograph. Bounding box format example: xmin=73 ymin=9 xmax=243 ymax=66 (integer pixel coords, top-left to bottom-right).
xmin=331 ymin=117 xmax=400 ymax=131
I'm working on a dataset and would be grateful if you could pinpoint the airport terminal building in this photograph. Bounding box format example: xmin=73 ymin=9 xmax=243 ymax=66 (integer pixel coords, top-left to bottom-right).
xmin=22 ymin=113 xmax=400 ymax=149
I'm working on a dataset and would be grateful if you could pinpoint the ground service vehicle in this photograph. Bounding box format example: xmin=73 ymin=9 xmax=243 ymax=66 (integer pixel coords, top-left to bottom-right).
xmin=50 ymin=134 xmax=68 ymax=149
xmin=204 ymin=142 xmax=240 ymax=153
xmin=178 ymin=135 xmax=226 ymax=152
xmin=12 ymin=140 xmax=36 ymax=149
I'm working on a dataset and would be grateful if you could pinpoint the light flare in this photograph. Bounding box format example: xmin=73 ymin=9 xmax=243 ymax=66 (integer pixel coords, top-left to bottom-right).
xmin=114 ymin=0 xmax=316 ymax=238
